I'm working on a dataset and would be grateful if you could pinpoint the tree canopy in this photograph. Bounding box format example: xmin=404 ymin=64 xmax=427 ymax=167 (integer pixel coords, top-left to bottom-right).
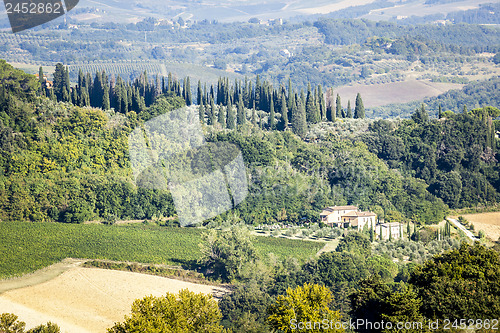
xmin=107 ymin=289 xmax=227 ymax=333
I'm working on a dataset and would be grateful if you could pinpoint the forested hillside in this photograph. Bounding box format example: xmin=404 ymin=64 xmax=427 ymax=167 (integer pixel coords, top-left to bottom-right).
xmin=0 ymin=60 xmax=498 ymax=226
xmin=3 ymin=16 xmax=498 ymax=99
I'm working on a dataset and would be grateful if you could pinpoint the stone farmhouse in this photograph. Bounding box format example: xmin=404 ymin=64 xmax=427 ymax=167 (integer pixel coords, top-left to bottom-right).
xmin=320 ymin=206 xmax=403 ymax=240
xmin=377 ymin=222 xmax=403 ymax=240
xmin=320 ymin=206 xmax=376 ymax=231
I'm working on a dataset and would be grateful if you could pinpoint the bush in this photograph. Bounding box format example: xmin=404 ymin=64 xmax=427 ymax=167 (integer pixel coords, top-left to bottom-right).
xmin=479 ymin=230 xmax=485 ymax=239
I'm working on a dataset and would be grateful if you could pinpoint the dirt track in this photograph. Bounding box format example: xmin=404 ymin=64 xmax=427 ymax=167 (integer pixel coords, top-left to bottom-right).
xmin=0 ymin=263 xmax=227 ymax=332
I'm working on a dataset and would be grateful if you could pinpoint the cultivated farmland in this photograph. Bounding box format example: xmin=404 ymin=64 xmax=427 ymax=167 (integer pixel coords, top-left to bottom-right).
xmin=332 ymin=79 xmax=465 ymax=108
xmin=0 ymin=221 xmax=323 ymax=279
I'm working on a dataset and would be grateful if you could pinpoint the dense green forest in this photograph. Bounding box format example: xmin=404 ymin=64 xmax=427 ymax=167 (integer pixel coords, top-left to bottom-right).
xmin=0 ymin=59 xmax=498 ymax=227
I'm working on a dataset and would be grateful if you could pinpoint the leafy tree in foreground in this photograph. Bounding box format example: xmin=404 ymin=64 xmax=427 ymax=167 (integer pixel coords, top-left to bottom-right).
xmin=0 ymin=314 xmax=60 ymax=333
xmin=267 ymin=283 xmax=344 ymax=333
xmin=350 ymin=275 xmax=426 ymax=333
xmin=409 ymin=242 xmax=500 ymax=320
xmin=219 ymin=282 xmax=274 ymax=333
xmin=27 ymin=323 xmax=61 ymax=333
xmin=199 ymin=226 xmax=258 ymax=282
xmin=0 ymin=313 xmax=25 ymax=333
xmin=107 ymin=289 xmax=227 ymax=333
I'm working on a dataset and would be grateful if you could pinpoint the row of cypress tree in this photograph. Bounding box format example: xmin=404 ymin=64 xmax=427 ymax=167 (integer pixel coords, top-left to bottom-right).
xmin=39 ymin=65 xmax=365 ymax=137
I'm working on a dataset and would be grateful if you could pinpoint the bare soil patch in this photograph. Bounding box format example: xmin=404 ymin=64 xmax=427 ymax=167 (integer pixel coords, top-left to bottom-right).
xmin=316 ymin=239 xmax=340 ymax=256
xmin=332 ymin=79 xmax=464 ymax=108
xmin=0 ymin=267 xmax=228 ymax=333
xmin=297 ymin=0 xmax=377 ymax=14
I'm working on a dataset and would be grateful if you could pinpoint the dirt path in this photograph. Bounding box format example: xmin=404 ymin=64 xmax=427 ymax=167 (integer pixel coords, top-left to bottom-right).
xmin=316 ymin=239 xmax=340 ymax=256
xmin=447 ymin=218 xmax=479 ymax=242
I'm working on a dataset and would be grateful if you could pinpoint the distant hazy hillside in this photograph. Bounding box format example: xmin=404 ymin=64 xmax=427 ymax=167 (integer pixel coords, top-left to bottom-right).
xmin=72 ymin=0 xmax=498 ymax=23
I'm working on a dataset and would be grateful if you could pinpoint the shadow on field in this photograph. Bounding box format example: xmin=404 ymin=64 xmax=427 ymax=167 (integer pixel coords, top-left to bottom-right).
xmin=170 ymin=258 xmax=200 ymax=271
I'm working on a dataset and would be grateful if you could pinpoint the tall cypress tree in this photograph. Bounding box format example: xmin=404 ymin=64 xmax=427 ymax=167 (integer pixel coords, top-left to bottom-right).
xmin=354 ymin=93 xmax=365 ymax=119
xmin=38 ymin=66 xmax=45 ymax=96
xmin=243 ymin=77 xmax=250 ymax=107
xmin=251 ymin=106 xmax=257 ymax=126
xmin=102 ymin=83 xmax=110 ymax=110
xmin=227 ymin=101 xmax=236 ymax=129
xmin=92 ymin=71 xmax=103 ymax=108
xmin=127 ymin=85 xmax=133 ymax=110
xmin=81 ymin=86 xmax=90 ymax=107
xmin=185 ymin=77 xmax=192 ymax=106
xmin=198 ymin=104 xmax=205 ymax=124
xmin=336 ymin=94 xmax=342 ymax=118
xmin=287 ymin=79 xmax=295 ymax=111
xmin=326 ymin=88 xmax=335 ymax=122
xmin=77 ymin=69 xmax=86 ymax=105
xmin=63 ymin=66 xmax=71 ymax=102
xmin=491 ymin=120 xmax=496 ymax=153
xmin=122 ymin=84 xmax=129 ymax=113
xmin=218 ymin=103 xmax=226 ymax=128
xmin=197 ymin=80 xmax=202 ymax=105
xmin=268 ymin=97 xmax=275 ymax=129
xmin=203 ymin=83 xmax=207 ymax=105
xmin=300 ymin=90 xmax=306 ymax=109
xmin=305 ymin=84 xmax=318 ymax=123
xmin=254 ymin=75 xmax=261 ymax=110
xmin=114 ymin=80 xmax=122 ymax=113
xmin=167 ymin=73 xmax=173 ymax=92
xmin=347 ymin=100 xmax=352 ymax=118
xmin=52 ymin=63 xmax=65 ymax=101
xmin=292 ymin=98 xmax=307 ymax=138
xmin=62 ymin=86 xmax=70 ymax=103
xmin=209 ymin=97 xmax=216 ymax=125
xmin=38 ymin=66 xmax=44 ymax=85
xmin=280 ymin=93 xmax=288 ymax=130
xmin=71 ymin=88 xmax=78 ymax=105
xmin=438 ymin=103 xmax=443 ymax=119
xmin=326 ymin=103 xmax=334 ymax=122
xmin=318 ymin=84 xmax=326 ymax=120
xmin=237 ymin=95 xmax=245 ymax=125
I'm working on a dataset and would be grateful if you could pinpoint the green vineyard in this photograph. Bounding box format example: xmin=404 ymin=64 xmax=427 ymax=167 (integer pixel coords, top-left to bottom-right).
xmin=0 ymin=221 xmax=323 ymax=279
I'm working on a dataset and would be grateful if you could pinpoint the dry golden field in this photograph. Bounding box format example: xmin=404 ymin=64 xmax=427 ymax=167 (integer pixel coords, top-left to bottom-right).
xmin=461 ymin=212 xmax=500 ymax=242
xmin=0 ymin=266 xmax=227 ymax=333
